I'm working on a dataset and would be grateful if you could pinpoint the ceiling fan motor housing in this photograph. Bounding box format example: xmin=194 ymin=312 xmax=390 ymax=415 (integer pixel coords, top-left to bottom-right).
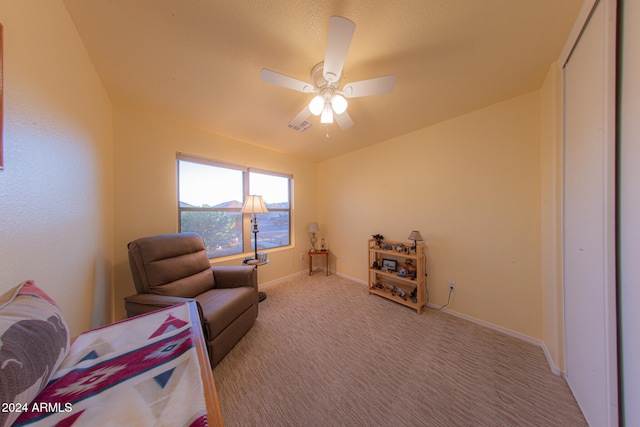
xmin=311 ymin=62 xmax=337 ymax=90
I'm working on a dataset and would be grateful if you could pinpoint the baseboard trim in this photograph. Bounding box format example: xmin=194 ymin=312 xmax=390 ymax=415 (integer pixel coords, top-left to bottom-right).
xmin=425 ymin=303 xmax=564 ymax=376
xmin=258 ymin=270 xmax=307 ymax=289
xmin=540 ymin=342 xmax=564 ymax=377
xmin=335 ymin=271 xmax=367 ymax=285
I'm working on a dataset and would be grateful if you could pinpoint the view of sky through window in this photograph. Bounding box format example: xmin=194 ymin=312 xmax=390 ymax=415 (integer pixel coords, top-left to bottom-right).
xmin=179 ymin=162 xmax=289 ymax=207
xmin=179 ymin=161 xmax=242 ymax=207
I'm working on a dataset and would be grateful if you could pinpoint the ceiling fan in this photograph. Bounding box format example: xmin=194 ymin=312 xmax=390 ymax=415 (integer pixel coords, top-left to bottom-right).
xmin=260 ymin=16 xmax=396 ymax=133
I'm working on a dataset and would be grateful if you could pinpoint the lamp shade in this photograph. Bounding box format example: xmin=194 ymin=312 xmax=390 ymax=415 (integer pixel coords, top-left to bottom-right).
xmin=241 ymin=195 xmax=269 ymax=214
xmin=320 ymin=105 xmax=334 ymax=124
xmin=308 ymin=222 xmax=320 ymax=233
xmin=331 ymin=94 xmax=348 ymax=114
xmin=309 ymin=95 xmax=324 ymax=116
xmin=408 ymin=230 xmax=423 ymax=241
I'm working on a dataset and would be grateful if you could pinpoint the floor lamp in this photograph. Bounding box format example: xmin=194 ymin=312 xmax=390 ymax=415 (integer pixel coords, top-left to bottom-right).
xmin=241 ymin=195 xmax=269 ymax=302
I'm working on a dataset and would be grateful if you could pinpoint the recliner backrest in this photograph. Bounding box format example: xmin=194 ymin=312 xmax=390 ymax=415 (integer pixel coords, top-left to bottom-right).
xmin=128 ymin=232 xmax=214 ymax=298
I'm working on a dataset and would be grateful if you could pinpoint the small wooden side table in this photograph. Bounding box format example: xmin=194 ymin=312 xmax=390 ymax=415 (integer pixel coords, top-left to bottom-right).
xmin=309 ymin=250 xmax=329 ymax=276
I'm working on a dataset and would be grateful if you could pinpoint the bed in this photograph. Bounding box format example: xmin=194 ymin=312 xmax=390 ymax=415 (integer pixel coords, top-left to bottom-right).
xmin=0 ymin=281 xmax=223 ymax=427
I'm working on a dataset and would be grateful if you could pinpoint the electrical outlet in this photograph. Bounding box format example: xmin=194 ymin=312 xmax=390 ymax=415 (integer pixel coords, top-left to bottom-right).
xmin=299 ymin=254 xmax=304 ymax=261
xmin=448 ymin=281 xmax=456 ymax=292
xmin=342 ymin=256 xmax=347 ymax=263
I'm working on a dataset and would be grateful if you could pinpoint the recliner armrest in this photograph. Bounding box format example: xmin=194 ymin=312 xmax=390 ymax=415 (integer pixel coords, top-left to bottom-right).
xmin=124 ymin=293 xmax=196 ymax=318
xmin=211 ymin=266 xmax=257 ymax=291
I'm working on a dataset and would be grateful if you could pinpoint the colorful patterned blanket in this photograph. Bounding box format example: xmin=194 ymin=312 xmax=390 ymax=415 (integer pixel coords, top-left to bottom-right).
xmin=14 ymin=303 xmax=209 ymax=426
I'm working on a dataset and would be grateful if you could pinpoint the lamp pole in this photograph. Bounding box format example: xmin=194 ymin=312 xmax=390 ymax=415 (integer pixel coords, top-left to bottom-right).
xmin=251 ymin=214 xmax=259 ymax=260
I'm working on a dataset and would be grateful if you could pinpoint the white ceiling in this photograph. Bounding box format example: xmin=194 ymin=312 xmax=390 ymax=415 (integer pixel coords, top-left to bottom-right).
xmin=63 ymin=0 xmax=583 ymax=161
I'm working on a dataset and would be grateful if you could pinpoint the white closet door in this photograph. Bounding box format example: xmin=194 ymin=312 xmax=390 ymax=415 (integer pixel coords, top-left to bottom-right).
xmin=562 ymin=0 xmax=617 ymax=426
xmin=619 ymin=0 xmax=640 ymax=425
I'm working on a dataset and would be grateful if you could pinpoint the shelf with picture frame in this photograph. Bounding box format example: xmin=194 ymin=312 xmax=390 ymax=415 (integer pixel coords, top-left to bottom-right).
xmin=367 ymin=238 xmax=426 ymax=314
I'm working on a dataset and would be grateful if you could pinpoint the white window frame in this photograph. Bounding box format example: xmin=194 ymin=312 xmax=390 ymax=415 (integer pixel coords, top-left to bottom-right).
xmin=177 ymin=153 xmax=292 ymax=259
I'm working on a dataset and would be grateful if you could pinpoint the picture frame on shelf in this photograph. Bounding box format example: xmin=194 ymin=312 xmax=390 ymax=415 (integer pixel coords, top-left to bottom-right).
xmin=382 ymin=259 xmax=397 ymax=272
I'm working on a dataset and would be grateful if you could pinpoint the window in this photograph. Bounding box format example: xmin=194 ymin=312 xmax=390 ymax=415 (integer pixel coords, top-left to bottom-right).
xmin=177 ymin=154 xmax=292 ymax=258
xmin=249 ymin=171 xmax=291 ymax=252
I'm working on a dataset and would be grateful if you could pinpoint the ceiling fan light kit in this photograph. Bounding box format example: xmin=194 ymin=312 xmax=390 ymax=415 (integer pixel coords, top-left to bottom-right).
xmin=260 ymin=16 xmax=396 ymax=133
xmin=309 ymin=90 xmax=347 ymax=121
xmin=309 ymin=95 xmax=325 ymax=115
xmin=331 ymin=94 xmax=348 ymax=114
xmin=320 ymin=105 xmax=334 ymax=124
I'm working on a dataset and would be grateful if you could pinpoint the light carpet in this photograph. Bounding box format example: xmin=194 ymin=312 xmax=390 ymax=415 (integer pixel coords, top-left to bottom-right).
xmin=212 ymin=273 xmax=587 ymax=426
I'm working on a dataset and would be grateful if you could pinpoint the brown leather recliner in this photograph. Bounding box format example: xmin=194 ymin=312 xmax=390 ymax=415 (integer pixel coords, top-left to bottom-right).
xmin=124 ymin=232 xmax=258 ymax=366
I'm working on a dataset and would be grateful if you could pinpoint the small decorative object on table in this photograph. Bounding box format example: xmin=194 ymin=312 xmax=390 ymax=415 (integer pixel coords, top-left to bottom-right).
xmin=371 ymin=281 xmax=384 ymax=291
xmin=309 ymin=222 xmax=320 ymax=252
xmin=404 ymin=259 xmax=417 ymax=280
xmin=372 ymin=234 xmax=384 ymax=247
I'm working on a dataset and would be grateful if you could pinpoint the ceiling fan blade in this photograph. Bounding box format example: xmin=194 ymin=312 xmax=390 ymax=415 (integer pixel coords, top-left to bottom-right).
xmin=261 ymin=68 xmax=315 ymax=93
xmin=342 ymin=75 xmax=396 ymax=98
xmin=335 ymin=110 xmax=354 ymax=130
xmin=287 ymin=105 xmax=313 ymax=131
xmin=323 ymin=16 xmax=356 ymax=84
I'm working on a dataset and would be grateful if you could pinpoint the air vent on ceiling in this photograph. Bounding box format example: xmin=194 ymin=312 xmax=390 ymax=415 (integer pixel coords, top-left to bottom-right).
xmin=288 ymin=120 xmax=313 ymax=133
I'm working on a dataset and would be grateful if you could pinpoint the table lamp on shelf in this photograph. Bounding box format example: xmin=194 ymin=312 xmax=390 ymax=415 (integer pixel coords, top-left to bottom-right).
xmin=408 ymin=230 xmax=423 ymax=253
xmin=309 ymin=222 xmax=320 ymax=252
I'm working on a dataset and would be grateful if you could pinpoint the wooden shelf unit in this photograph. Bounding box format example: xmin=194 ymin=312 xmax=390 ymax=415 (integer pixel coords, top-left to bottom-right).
xmin=368 ymin=238 xmax=426 ymax=314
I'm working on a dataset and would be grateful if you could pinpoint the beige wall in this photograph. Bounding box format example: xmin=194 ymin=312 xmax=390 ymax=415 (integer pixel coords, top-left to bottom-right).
xmin=0 ymin=1 xmax=114 ymax=335
xmin=540 ymin=63 xmax=564 ymax=371
xmin=112 ymin=105 xmax=318 ymax=320
xmin=318 ymin=91 xmax=543 ymax=339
